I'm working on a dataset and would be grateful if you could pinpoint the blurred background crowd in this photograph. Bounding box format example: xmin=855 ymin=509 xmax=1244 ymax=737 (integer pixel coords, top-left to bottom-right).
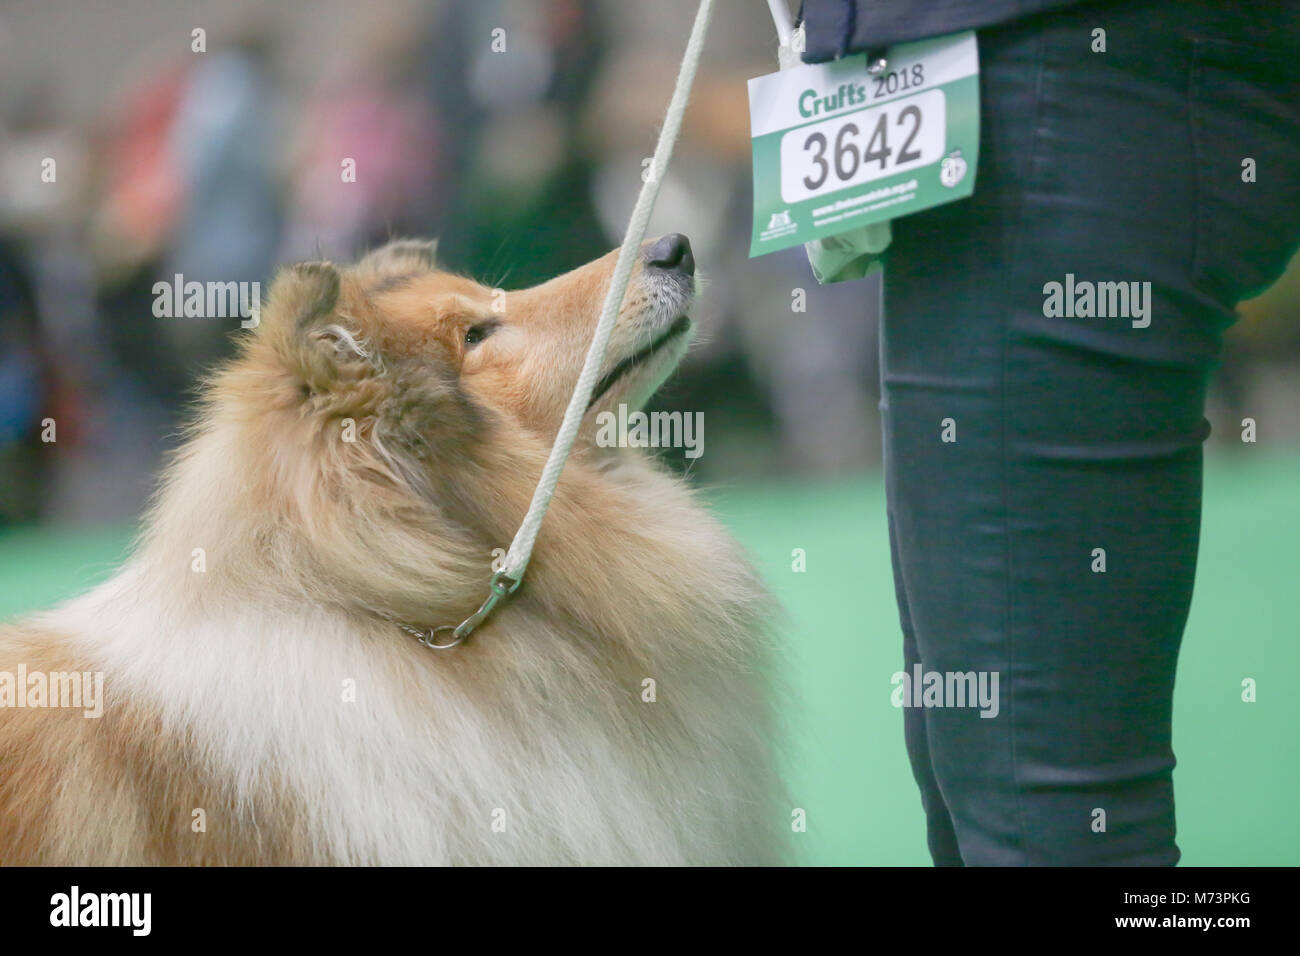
xmin=0 ymin=0 xmax=1296 ymax=528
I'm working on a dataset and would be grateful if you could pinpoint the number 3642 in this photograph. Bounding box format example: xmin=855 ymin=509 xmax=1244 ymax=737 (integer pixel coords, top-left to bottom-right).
xmin=782 ymin=88 xmax=945 ymax=202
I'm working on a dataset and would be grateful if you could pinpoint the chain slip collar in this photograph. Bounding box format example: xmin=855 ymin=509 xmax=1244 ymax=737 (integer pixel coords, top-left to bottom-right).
xmin=396 ymin=570 xmax=522 ymax=651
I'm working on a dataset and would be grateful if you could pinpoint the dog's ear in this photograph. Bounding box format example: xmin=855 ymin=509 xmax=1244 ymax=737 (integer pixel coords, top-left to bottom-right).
xmin=260 ymin=261 xmax=358 ymax=389
xmin=358 ymin=238 xmax=438 ymax=276
xmin=273 ymin=261 xmax=340 ymax=330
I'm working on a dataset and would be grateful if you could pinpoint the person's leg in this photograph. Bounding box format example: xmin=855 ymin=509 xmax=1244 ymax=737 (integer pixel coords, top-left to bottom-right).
xmin=890 ymin=510 xmax=964 ymax=865
xmin=881 ymin=0 xmax=1300 ymax=865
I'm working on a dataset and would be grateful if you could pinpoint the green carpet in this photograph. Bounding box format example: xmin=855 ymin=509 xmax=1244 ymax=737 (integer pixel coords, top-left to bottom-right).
xmin=711 ymin=449 xmax=1300 ymax=866
xmin=1 ymin=450 xmax=1296 ymax=865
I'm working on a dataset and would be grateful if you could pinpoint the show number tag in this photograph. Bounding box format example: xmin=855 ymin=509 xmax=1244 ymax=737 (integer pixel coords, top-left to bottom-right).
xmin=748 ymin=31 xmax=980 ymax=257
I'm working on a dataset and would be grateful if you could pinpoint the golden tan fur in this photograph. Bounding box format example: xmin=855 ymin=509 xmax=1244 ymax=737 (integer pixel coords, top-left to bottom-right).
xmin=0 ymin=239 xmax=785 ymax=865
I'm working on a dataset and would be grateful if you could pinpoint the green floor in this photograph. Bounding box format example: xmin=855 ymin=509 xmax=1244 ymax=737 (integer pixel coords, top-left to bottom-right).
xmin=1 ymin=450 xmax=1296 ymax=865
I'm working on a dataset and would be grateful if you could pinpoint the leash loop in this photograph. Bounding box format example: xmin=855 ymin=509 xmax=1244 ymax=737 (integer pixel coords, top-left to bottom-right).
xmin=452 ymin=571 xmax=521 ymax=642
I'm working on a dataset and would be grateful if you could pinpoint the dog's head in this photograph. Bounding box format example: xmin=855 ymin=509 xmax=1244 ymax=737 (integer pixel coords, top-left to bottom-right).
xmin=208 ymin=235 xmax=695 ymax=622
xmin=252 ymin=235 xmax=696 ymax=465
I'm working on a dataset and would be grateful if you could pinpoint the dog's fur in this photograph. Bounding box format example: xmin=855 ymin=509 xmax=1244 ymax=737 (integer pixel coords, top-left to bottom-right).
xmin=0 ymin=239 xmax=785 ymax=865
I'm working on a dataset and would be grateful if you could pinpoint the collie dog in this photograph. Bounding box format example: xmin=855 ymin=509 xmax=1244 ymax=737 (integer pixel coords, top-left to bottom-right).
xmin=0 ymin=236 xmax=786 ymax=865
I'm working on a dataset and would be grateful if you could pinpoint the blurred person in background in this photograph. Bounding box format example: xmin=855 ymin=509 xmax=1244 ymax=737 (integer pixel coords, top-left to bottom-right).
xmin=0 ymin=60 xmax=95 ymax=525
xmin=161 ymin=31 xmax=283 ymax=377
xmin=278 ymin=7 xmax=442 ymax=262
xmin=0 ymin=239 xmax=48 ymax=524
xmin=93 ymin=29 xmax=282 ymax=414
xmin=90 ymin=58 xmax=195 ymax=409
xmin=425 ymin=0 xmax=610 ymax=288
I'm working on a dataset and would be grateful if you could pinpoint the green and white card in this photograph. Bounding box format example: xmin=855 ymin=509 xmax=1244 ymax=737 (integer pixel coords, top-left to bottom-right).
xmin=748 ymin=31 xmax=980 ymax=257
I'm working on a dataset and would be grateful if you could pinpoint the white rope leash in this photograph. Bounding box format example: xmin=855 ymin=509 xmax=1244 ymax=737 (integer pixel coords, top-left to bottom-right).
xmin=421 ymin=0 xmax=716 ymax=649
xmin=503 ymin=0 xmax=715 ymax=577
xmin=765 ymin=0 xmax=794 ymax=46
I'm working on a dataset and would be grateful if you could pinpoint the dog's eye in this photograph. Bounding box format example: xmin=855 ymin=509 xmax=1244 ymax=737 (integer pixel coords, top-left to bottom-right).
xmin=464 ymin=322 xmax=496 ymax=347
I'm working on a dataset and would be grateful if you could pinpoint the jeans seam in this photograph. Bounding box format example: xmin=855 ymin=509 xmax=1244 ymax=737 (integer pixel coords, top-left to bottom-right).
xmin=998 ymin=27 xmax=1050 ymax=867
xmin=1187 ymin=38 xmax=1208 ymax=289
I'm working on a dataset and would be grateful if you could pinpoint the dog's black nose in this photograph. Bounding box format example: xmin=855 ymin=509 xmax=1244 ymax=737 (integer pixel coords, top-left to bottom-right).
xmin=644 ymin=233 xmax=695 ymax=277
